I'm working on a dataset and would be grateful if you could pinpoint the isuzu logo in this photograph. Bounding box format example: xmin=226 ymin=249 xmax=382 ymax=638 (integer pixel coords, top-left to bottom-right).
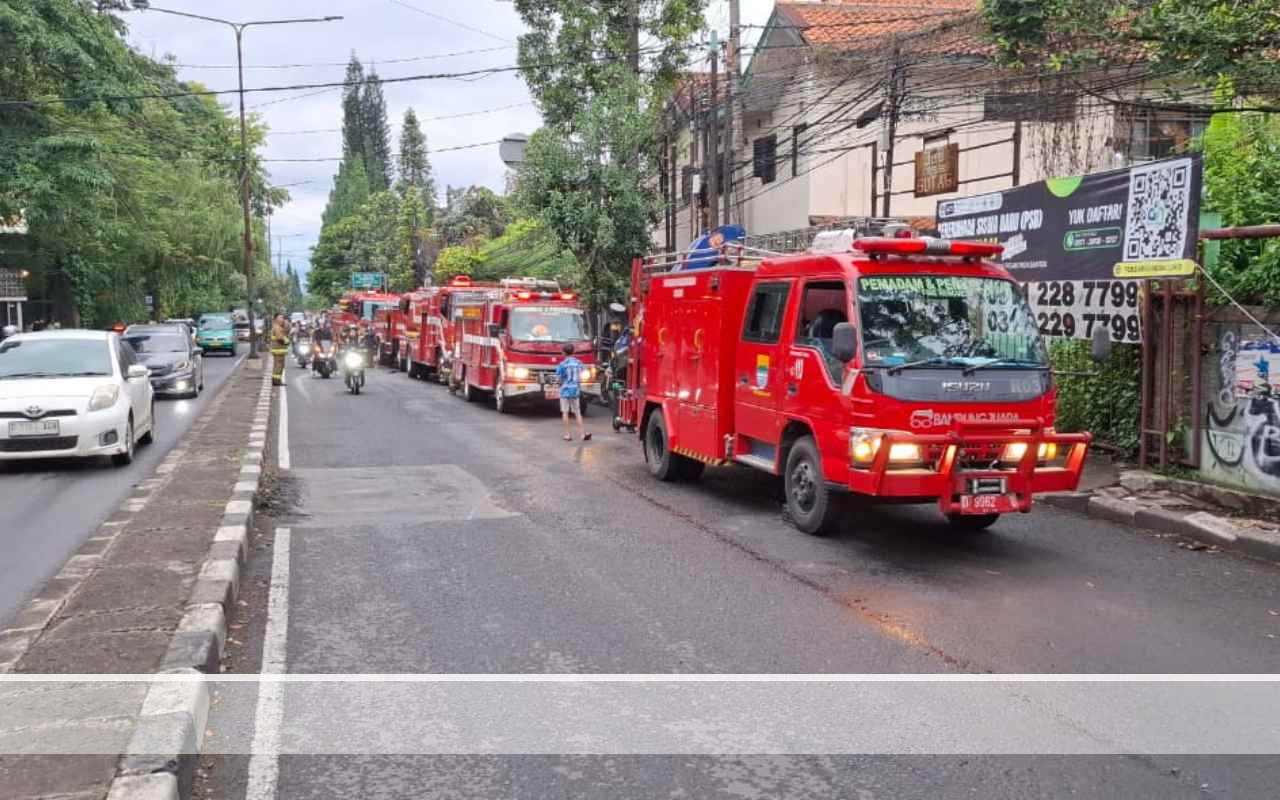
xmin=941 ymin=381 xmax=990 ymax=394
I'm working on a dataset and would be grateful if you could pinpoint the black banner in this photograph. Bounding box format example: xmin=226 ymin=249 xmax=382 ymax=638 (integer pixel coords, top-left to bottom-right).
xmin=936 ymin=156 xmax=1202 ymax=282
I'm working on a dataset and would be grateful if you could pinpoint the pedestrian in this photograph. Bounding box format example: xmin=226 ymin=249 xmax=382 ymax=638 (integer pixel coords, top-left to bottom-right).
xmin=556 ymin=343 xmax=591 ymax=442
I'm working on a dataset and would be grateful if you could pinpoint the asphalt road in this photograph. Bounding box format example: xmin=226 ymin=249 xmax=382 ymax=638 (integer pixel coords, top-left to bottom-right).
xmin=0 ymin=352 xmax=242 ymax=628
xmin=198 ymin=361 xmax=1280 ymax=799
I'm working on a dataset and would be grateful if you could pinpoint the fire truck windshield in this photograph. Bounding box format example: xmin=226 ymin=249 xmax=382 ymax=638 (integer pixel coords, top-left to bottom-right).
xmin=857 ymin=275 xmax=1046 ymax=369
xmin=510 ymin=306 xmax=588 ymax=343
xmin=361 ymin=301 xmax=395 ymax=321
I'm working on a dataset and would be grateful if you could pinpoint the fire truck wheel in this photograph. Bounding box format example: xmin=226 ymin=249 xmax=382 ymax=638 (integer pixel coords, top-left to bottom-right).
xmin=494 ymin=386 xmax=508 ymax=413
xmin=784 ymin=436 xmax=841 ymax=536
xmin=644 ymin=411 xmax=680 ymax=481
xmin=946 ymin=513 xmax=1000 ymax=532
xmin=461 ymin=373 xmax=476 ymax=402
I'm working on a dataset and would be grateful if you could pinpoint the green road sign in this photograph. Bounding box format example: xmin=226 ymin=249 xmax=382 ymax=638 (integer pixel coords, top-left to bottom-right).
xmin=351 ymin=272 xmax=384 ymax=289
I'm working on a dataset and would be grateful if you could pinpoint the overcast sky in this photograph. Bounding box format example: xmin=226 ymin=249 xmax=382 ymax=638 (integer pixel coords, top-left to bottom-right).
xmin=124 ymin=0 xmax=775 ymax=287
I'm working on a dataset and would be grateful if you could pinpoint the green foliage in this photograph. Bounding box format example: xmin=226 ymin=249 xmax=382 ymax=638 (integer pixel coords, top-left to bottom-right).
xmin=437 ymin=186 xmax=508 ymax=246
xmin=515 ymin=74 xmax=658 ymax=308
xmin=394 ymin=188 xmax=429 ymax=292
xmin=515 ymin=0 xmax=706 ymax=128
xmin=982 ymin=0 xmax=1280 ymax=89
xmin=310 ymin=188 xmax=431 ymax=301
xmin=360 ymin=69 xmax=392 ymax=191
xmin=431 ymin=218 xmax=576 ymax=286
xmin=1194 ymin=105 xmax=1280 ymax=306
xmin=0 ymin=0 xmax=277 ymax=326
xmin=1048 ymin=339 xmax=1143 ymax=454
xmin=396 ymin=108 xmax=435 ymax=216
xmin=433 ymin=241 xmax=486 ymax=283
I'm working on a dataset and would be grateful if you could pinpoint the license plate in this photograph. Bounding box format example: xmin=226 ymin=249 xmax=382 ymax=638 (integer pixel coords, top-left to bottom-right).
xmin=9 ymin=419 xmax=60 ymax=438
xmin=544 ymin=388 xmax=559 ymax=400
xmin=959 ymin=493 xmax=1017 ymax=514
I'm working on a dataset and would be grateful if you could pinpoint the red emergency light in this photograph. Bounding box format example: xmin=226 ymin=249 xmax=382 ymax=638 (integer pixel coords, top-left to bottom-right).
xmin=515 ymin=290 xmax=533 ymax=300
xmin=559 ymin=292 xmax=575 ymax=301
xmin=853 ymin=237 xmax=1003 ymax=258
xmin=451 ymin=275 xmax=473 ymax=286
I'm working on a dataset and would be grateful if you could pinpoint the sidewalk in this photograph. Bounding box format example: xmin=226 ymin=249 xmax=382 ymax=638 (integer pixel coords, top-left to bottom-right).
xmin=0 ymin=359 xmax=273 ymax=800
xmin=1044 ymin=453 xmax=1280 ymax=562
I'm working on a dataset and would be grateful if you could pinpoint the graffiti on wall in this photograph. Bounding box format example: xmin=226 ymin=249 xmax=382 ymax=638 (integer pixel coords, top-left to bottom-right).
xmin=1203 ymin=330 xmax=1280 ymax=495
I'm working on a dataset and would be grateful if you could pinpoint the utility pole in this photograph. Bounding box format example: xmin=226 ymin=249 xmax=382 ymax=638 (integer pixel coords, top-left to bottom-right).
xmin=882 ymin=42 xmax=904 ymax=217
xmin=627 ymin=0 xmax=641 ymax=77
xmin=146 ymin=7 xmax=341 ymax=359
xmin=707 ymin=31 xmax=720 ymax=231
xmin=724 ymin=0 xmax=741 ymax=226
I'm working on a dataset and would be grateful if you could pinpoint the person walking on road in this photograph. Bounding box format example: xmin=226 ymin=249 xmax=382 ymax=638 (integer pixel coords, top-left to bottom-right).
xmin=556 ymin=343 xmax=591 ymax=442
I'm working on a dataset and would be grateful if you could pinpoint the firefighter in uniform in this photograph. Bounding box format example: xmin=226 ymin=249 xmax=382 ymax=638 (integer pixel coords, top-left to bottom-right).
xmin=270 ymin=313 xmax=289 ymax=386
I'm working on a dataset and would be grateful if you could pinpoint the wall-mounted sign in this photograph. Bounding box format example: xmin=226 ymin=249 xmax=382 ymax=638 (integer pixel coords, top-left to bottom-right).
xmin=936 ymin=155 xmax=1203 ymax=282
xmin=914 ymin=143 xmax=959 ymax=197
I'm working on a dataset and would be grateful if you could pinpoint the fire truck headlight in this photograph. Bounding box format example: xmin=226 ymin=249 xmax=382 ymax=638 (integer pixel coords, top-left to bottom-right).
xmin=510 ymin=366 xmax=530 ymax=380
xmin=1002 ymin=441 xmax=1029 ymax=462
xmin=581 ymin=367 xmax=595 ymax=382
xmin=850 ymin=429 xmax=880 ymax=464
xmin=887 ymin=442 xmax=922 ymax=464
xmin=1038 ymin=442 xmax=1057 ymax=461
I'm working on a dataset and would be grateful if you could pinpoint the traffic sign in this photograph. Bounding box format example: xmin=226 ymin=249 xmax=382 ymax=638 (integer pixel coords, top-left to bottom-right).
xmin=350 ymin=272 xmax=385 ymax=289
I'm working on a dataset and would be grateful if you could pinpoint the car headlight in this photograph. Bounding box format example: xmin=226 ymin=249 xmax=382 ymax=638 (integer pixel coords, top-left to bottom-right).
xmin=173 ymin=360 xmax=192 ymax=373
xmin=510 ymin=366 xmax=530 ymax=380
xmin=581 ymin=367 xmax=595 ymax=382
xmin=344 ymin=351 xmax=364 ymax=369
xmin=89 ymin=384 xmax=120 ymax=412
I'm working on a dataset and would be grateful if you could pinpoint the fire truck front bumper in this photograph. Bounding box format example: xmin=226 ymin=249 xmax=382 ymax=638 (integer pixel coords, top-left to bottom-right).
xmin=501 ymin=381 xmax=602 ymax=401
xmin=844 ymin=422 xmax=1091 ymax=516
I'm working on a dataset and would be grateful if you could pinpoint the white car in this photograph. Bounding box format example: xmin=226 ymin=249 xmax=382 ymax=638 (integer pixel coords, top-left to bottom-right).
xmin=0 ymin=330 xmax=156 ymax=466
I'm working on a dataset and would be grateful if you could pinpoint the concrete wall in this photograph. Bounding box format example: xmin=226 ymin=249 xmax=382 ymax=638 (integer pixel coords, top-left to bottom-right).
xmin=1201 ymin=312 xmax=1280 ymax=498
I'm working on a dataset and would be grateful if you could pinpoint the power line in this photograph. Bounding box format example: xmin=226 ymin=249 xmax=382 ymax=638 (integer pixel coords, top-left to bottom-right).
xmin=385 ymin=0 xmax=514 ymax=44
xmin=260 ymin=139 xmax=502 ymax=162
xmin=169 ymin=45 xmax=515 ymax=70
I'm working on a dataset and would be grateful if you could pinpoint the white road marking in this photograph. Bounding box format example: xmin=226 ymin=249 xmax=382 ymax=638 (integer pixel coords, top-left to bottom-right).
xmin=244 ymin=526 xmax=290 ymax=800
xmin=278 ymin=380 xmax=290 ymax=471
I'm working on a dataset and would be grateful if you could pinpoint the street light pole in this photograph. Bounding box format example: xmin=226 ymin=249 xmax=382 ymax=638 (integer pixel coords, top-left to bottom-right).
xmin=146 ymin=7 xmax=342 ymax=359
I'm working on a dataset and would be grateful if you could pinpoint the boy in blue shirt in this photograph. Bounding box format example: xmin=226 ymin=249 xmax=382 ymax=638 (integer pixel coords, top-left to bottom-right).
xmin=556 ymin=343 xmax=592 ymax=442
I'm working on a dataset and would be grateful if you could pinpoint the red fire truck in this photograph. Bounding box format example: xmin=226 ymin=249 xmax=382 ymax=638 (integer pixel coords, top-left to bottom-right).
xmin=333 ymin=290 xmax=399 ymax=342
xmin=372 ymin=304 xmax=406 ymax=367
xmin=453 ymin=278 xmax=600 ymax=412
xmin=400 ymin=276 xmax=496 ymax=383
xmin=616 ymin=231 xmax=1096 ymax=535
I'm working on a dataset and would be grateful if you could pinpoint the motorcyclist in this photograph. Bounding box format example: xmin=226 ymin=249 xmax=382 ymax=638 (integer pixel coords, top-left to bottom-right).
xmin=312 ymin=320 xmax=335 ymax=375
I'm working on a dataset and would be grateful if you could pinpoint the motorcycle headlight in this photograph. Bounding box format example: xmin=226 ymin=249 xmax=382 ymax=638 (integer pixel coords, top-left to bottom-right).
xmin=510 ymin=366 xmax=530 ymax=380
xmin=344 ymin=351 xmax=364 ymax=369
xmin=299 ymin=344 xmax=311 ymax=354
xmin=89 ymin=383 xmax=120 ymax=412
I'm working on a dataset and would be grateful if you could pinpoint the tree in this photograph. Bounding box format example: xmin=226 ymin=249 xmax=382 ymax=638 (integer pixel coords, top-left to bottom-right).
xmin=515 ymin=77 xmax=658 ymax=307
xmin=321 ymin=158 xmax=370 ymax=229
xmin=515 ymin=0 xmax=705 ymax=128
xmin=982 ymin=0 xmax=1280 ymax=92
xmin=396 ymin=187 xmax=429 ymax=290
xmin=437 ymin=186 xmax=508 ymax=246
xmin=285 ymin=262 xmax=304 ymax=309
xmin=397 ymin=108 xmax=435 ymax=213
xmin=340 ymin=54 xmax=366 ymax=159
xmin=360 ymin=68 xmax=392 ymax=192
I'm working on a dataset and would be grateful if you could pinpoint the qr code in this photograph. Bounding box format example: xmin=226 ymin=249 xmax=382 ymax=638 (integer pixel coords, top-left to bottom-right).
xmin=1122 ymin=158 xmax=1191 ymax=261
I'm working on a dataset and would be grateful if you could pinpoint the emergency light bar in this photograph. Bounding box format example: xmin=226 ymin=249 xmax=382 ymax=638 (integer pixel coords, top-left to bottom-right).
xmin=450 ymin=275 xmax=473 ymax=286
xmin=513 ymin=291 xmax=577 ymax=301
xmin=852 ymin=237 xmax=1004 ymax=258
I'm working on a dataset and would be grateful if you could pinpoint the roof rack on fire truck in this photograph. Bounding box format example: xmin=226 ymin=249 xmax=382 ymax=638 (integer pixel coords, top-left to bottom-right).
xmin=499 ymin=277 xmax=561 ymax=293
xmin=640 ymin=242 xmax=785 ymax=275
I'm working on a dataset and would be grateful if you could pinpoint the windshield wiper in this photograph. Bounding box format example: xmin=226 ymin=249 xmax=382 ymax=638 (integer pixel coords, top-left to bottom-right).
xmin=886 ymin=356 xmax=954 ymax=375
xmin=961 ymin=358 xmax=1049 ymax=375
xmin=0 ymin=371 xmax=57 ymax=379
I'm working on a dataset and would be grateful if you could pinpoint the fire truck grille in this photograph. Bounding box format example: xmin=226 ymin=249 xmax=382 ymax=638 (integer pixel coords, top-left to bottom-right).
xmin=923 ymin=442 xmax=1006 ymax=471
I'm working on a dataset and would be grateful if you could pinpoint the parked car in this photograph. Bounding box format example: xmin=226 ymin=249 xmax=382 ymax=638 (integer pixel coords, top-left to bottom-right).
xmin=124 ymin=324 xmax=204 ymax=399
xmin=197 ymin=313 xmax=237 ymax=355
xmin=0 ymin=330 xmax=156 ymax=466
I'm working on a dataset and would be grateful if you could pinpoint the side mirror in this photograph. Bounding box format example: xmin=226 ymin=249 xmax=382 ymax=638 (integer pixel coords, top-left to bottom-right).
xmin=1090 ymin=325 xmax=1112 ymax=364
xmin=609 ymin=302 xmax=626 ymax=314
xmin=127 ymin=364 xmax=150 ymax=380
xmin=193 ymin=347 xmax=204 ymax=356
xmin=831 ymin=322 xmax=858 ymax=363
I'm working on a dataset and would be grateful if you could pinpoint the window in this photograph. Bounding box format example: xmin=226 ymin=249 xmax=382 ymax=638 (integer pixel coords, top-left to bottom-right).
xmin=984 ymin=92 xmax=1076 ymax=122
xmin=742 ymin=282 xmax=790 ymax=344
xmin=753 ymin=134 xmax=777 ymax=184
xmin=1113 ymin=105 xmax=1209 ymax=162
xmin=791 ymin=124 xmax=807 ymax=178
xmin=856 ymin=101 xmax=883 ymax=129
xmin=793 ymin=280 xmax=849 ymax=383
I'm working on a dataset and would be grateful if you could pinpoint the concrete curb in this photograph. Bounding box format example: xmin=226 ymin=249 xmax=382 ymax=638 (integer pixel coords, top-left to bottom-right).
xmin=105 ymin=365 xmax=274 ymax=800
xmin=1042 ymin=492 xmax=1280 ymax=562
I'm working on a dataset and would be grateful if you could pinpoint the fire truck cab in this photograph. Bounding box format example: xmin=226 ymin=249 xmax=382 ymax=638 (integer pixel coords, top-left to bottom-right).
xmin=372 ymin=304 xmax=405 ymax=367
xmin=620 ymin=232 xmax=1092 ymax=535
xmin=401 ymin=276 xmax=496 ymax=384
xmin=454 ymin=277 xmax=600 ymax=412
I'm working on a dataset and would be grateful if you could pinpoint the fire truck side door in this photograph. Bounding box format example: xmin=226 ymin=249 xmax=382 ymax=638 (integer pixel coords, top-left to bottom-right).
xmin=784 ymin=278 xmax=852 ymax=481
xmin=733 ymin=280 xmax=794 ymax=455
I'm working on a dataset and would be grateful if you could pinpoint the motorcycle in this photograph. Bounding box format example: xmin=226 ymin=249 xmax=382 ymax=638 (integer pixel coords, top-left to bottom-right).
xmin=294 ymin=339 xmax=312 ymax=368
xmin=342 ymin=348 xmax=366 ymax=395
xmin=312 ymin=341 xmax=336 ymax=379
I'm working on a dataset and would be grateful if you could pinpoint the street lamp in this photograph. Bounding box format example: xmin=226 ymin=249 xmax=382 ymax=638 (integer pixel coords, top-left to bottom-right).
xmin=146 ymin=7 xmax=342 ymax=359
